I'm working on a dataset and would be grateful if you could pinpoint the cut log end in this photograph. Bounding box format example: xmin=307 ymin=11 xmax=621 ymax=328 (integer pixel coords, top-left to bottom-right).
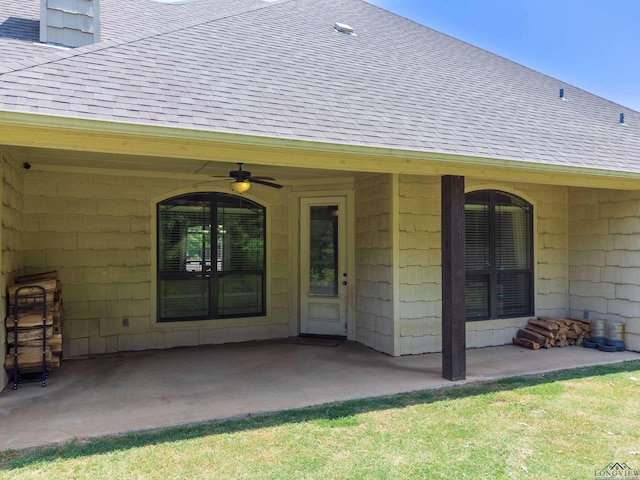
xmin=513 ymin=337 xmax=540 ymax=350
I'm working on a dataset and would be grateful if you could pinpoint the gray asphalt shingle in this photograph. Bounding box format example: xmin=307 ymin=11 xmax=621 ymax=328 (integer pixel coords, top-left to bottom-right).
xmin=1 ymin=0 xmax=638 ymax=173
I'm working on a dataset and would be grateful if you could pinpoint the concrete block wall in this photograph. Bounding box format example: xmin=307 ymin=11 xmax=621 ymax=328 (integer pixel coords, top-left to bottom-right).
xmin=569 ymin=188 xmax=640 ymax=351
xmin=0 ymin=149 xmax=25 ymax=389
xmin=354 ymin=174 xmax=394 ymax=354
xmin=21 ymin=170 xmax=290 ymax=358
xmin=397 ymin=177 xmax=569 ymax=354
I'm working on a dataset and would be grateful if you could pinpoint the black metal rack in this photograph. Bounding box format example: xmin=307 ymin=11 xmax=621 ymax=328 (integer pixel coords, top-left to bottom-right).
xmin=10 ymin=285 xmax=48 ymax=389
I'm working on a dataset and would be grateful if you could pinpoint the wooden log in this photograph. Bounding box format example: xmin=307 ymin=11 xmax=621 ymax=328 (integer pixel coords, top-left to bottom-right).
xmin=49 ymin=333 xmax=63 ymax=354
xmin=10 ymin=292 xmax=57 ymax=307
xmin=5 ymin=312 xmax=54 ymax=328
xmin=538 ymin=316 xmax=563 ymax=325
xmin=528 ymin=318 xmax=559 ymax=331
xmin=7 ymin=326 xmax=54 ymax=344
xmin=538 ymin=316 xmax=573 ymax=329
xmin=525 ymin=323 xmax=555 ymax=339
xmin=5 ymin=349 xmax=53 ymax=370
xmin=15 ymin=271 xmax=58 ymax=283
xmin=513 ymin=337 xmax=540 ymax=350
xmin=11 ymin=302 xmax=61 ymax=318
xmin=8 ymin=278 xmax=58 ymax=298
xmin=571 ymin=319 xmax=591 ymax=332
xmin=517 ymin=328 xmax=551 ymax=347
xmin=16 ymin=334 xmax=62 ymax=353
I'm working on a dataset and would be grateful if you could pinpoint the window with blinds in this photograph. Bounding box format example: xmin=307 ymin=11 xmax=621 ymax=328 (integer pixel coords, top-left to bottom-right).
xmin=465 ymin=190 xmax=533 ymax=321
xmin=157 ymin=193 xmax=266 ymax=322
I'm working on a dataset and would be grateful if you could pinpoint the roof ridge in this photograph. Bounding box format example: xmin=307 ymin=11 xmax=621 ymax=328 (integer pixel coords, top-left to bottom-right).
xmin=0 ymin=0 xmax=291 ymax=77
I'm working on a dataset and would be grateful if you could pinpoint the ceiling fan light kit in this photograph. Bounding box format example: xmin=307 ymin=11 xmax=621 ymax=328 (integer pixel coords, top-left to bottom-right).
xmin=231 ymin=180 xmax=251 ymax=193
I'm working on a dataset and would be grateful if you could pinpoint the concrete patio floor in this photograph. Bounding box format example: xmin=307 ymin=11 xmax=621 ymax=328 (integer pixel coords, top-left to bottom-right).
xmin=1 ymin=340 xmax=639 ymax=451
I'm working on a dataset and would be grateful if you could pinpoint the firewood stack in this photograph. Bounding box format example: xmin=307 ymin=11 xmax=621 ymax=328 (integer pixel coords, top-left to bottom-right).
xmin=513 ymin=316 xmax=591 ymax=350
xmin=4 ymin=272 xmax=63 ymax=372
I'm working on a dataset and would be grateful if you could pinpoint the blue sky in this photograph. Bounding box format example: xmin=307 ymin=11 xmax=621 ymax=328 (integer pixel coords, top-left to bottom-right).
xmin=365 ymin=0 xmax=640 ymax=112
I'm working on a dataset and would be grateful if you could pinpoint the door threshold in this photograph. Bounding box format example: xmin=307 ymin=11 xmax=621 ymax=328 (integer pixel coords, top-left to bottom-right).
xmin=298 ymin=334 xmax=347 ymax=340
xmin=289 ymin=335 xmax=346 ymax=347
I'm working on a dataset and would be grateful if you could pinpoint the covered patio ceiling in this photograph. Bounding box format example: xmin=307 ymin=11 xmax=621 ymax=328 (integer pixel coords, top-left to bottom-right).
xmin=7 ymin=144 xmax=354 ymax=187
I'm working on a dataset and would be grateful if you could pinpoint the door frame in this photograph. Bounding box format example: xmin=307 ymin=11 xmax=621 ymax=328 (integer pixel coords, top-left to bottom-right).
xmin=289 ymin=190 xmax=355 ymax=340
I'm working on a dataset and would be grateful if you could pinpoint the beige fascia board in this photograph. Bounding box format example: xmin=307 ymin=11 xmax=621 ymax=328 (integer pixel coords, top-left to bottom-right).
xmin=2 ymin=111 xmax=640 ymax=189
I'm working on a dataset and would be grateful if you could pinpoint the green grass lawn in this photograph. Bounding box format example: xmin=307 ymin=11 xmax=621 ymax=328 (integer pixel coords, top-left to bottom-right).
xmin=2 ymin=360 xmax=640 ymax=479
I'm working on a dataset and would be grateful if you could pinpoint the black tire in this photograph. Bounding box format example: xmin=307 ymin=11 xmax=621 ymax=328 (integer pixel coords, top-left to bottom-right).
xmin=598 ymin=344 xmax=617 ymax=353
xmin=590 ymin=336 xmax=607 ymax=345
xmin=615 ymin=343 xmax=627 ymax=352
xmin=582 ymin=340 xmax=598 ymax=349
xmin=606 ymin=339 xmax=626 ymax=348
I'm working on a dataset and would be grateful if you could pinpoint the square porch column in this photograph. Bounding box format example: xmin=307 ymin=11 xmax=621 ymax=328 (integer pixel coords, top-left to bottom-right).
xmin=441 ymin=175 xmax=466 ymax=381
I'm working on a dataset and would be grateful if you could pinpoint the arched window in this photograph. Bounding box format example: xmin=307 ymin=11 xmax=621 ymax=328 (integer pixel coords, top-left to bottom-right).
xmin=157 ymin=193 xmax=266 ymax=322
xmin=465 ymin=190 xmax=533 ymax=320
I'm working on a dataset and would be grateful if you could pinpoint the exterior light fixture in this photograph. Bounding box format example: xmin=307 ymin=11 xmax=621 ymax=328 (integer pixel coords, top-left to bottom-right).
xmin=231 ymin=180 xmax=251 ymax=193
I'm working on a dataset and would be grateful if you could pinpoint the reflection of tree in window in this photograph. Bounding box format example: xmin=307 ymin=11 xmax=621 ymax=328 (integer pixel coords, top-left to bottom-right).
xmin=158 ymin=193 xmax=265 ymax=322
xmin=309 ymin=206 xmax=339 ymax=296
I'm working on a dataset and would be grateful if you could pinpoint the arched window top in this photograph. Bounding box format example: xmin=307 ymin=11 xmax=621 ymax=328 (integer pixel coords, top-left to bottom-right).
xmin=159 ymin=192 xmax=264 ymax=211
xmin=466 ymin=190 xmax=531 ymax=210
xmin=157 ymin=192 xmax=266 ymax=322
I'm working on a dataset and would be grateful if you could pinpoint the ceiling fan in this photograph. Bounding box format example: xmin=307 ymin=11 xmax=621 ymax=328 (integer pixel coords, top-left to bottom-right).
xmin=216 ymin=163 xmax=283 ymax=193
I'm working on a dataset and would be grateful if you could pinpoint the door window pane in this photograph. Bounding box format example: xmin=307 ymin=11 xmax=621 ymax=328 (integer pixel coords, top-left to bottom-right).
xmin=309 ymin=205 xmax=339 ymax=296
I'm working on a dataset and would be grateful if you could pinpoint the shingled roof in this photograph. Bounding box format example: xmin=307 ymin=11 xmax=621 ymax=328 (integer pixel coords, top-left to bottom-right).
xmin=1 ymin=0 xmax=638 ymax=174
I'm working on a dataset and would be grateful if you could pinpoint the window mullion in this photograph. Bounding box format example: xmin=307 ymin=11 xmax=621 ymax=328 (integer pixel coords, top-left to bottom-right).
xmin=488 ymin=192 xmax=498 ymax=319
xmin=210 ymin=193 xmax=218 ymax=319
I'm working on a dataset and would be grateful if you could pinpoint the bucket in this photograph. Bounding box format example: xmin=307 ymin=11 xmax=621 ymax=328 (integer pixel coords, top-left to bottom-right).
xmin=606 ymin=320 xmax=625 ymax=342
xmin=590 ymin=319 xmax=606 ymax=339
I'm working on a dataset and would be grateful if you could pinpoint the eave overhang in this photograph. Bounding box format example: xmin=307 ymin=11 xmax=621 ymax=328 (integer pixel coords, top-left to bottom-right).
xmin=2 ymin=111 xmax=640 ymax=190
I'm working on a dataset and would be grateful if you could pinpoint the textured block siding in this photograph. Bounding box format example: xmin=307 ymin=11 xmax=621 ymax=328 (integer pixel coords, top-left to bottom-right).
xmin=355 ymin=174 xmax=394 ymax=354
xmin=397 ymin=176 xmax=441 ymax=355
xmin=21 ymin=170 xmax=290 ymax=357
xmin=0 ymin=150 xmax=25 ymax=389
xmin=569 ymin=188 xmax=640 ymax=351
xmin=398 ymin=177 xmax=569 ymax=355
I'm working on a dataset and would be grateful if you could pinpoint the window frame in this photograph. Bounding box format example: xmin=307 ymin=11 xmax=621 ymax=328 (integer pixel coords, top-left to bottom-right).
xmin=156 ymin=192 xmax=267 ymax=323
xmin=465 ymin=190 xmax=534 ymax=321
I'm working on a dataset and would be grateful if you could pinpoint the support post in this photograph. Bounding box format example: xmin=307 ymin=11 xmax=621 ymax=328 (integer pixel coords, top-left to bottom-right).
xmin=441 ymin=175 xmax=466 ymax=381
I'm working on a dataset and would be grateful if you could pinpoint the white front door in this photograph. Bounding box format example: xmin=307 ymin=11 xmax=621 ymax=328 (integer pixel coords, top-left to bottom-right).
xmin=300 ymin=196 xmax=348 ymax=336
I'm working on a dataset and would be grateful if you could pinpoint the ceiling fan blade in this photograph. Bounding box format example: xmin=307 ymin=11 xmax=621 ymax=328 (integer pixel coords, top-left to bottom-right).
xmin=248 ymin=176 xmax=276 ymax=181
xmin=250 ymin=178 xmax=283 ymax=189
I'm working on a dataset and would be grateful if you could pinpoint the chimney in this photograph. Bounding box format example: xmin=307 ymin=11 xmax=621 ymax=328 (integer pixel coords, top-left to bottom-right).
xmin=40 ymin=0 xmax=100 ymax=47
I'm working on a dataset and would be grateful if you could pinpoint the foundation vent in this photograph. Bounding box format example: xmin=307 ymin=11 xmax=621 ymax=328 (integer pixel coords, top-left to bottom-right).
xmin=40 ymin=0 xmax=100 ymax=47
